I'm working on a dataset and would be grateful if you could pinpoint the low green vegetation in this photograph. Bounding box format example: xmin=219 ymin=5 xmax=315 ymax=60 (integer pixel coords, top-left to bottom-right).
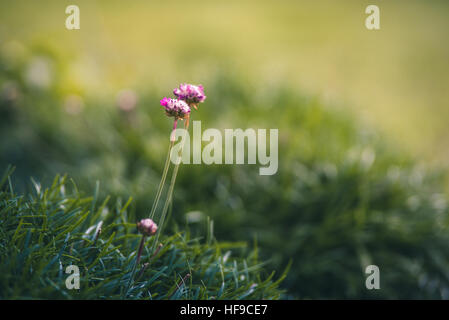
xmin=0 ymin=167 xmax=287 ymax=299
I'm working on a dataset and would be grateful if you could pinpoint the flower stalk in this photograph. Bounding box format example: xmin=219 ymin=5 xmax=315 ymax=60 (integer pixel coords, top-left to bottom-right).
xmin=127 ymin=83 xmax=205 ymax=293
xmin=125 ymin=218 xmax=158 ymax=296
xmin=149 ymin=140 xmax=173 ymax=220
xmin=136 ymin=235 xmax=146 ymax=265
xmin=152 ymin=118 xmax=190 ymax=252
xmin=149 ymin=85 xmax=205 ymax=251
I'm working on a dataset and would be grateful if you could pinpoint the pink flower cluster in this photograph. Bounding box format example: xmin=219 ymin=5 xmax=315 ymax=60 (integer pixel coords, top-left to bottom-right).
xmin=137 ymin=218 xmax=158 ymax=236
xmin=160 ymin=83 xmax=206 ymax=118
xmin=160 ymin=97 xmax=191 ymax=120
xmin=173 ymin=83 xmax=206 ymax=106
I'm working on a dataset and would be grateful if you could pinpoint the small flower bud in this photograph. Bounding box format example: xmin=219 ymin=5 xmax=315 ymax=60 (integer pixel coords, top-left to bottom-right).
xmin=137 ymin=218 xmax=158 ymax=236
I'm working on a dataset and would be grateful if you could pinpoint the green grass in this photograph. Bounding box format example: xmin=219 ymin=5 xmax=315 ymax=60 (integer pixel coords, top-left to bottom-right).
xmin=0 ymin=166 xmax=287 ymax=299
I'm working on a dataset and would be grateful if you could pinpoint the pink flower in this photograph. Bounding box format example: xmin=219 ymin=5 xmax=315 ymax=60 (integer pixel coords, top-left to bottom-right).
xmin=159 ymin=97 xmax=170 ymax=107
xmin=137 ymin=219 xmax=158 ymax=236
xmin=173 ymin=83 xmax=206 ymax=108
xmin=160 ymin=97 xmax=190 ymax=119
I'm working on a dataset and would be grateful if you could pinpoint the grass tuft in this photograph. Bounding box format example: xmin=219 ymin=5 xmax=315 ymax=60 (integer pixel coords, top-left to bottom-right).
xmin=0 ymin=171 xmax=286 ymax=300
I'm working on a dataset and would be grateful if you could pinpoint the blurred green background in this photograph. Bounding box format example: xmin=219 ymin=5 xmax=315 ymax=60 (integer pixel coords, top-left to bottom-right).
xmin=1 ymin=0 xmax=449 ymax=299
xmin=2 ymin=0 xmax=449 ymax=161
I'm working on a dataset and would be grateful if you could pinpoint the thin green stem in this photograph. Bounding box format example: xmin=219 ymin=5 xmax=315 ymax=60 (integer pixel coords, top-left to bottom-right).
xmin=152 ymin=165 xmax=179 ymax=252
xmin=127 ymin=120 xmax=177 ymax=297
xmin=152 ymin=119 xmax=189 ymax=252
xmin=136 ymin=235 xmax=146 ymax=265
xmin=124 ymin=235 xmax=145 ymax=298
xmin=149 ymin=140 xmax=174 ymax=220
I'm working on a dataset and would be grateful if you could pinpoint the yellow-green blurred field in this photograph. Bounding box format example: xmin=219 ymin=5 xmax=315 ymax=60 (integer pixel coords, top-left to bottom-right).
xmin=1 ymin=0 xmax=448 ymax=161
